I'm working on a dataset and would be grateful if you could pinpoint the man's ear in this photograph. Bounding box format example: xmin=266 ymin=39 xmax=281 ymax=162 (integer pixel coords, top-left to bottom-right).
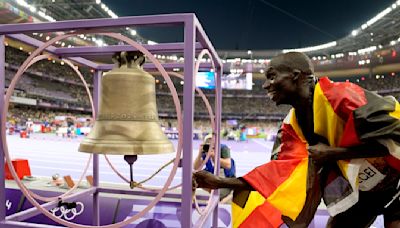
xmin=292 ymin=69 xmax=302 ymax=81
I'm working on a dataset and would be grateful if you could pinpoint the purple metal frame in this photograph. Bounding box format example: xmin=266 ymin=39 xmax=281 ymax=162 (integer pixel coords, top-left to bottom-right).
xmin=0 ymin=14 xmax=222 ymax=228
xmin=0 ymin=35 xmax=6 ymax=224
xmin=92 ymin=70 xmax=102 ymax=226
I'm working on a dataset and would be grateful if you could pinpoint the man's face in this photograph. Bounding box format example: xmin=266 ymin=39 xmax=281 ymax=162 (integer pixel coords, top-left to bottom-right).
xmin=262 ymin=65 xmax=297 ymax=105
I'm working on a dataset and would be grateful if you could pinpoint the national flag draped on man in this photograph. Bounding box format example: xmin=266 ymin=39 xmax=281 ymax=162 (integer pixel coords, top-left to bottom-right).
xmin=231 ymin=77 xmax=400 ymax=227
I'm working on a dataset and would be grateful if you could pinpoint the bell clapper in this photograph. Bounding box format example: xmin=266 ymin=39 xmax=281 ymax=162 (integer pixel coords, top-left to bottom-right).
xmin=124 ymin=155 xmax=138 ymax=189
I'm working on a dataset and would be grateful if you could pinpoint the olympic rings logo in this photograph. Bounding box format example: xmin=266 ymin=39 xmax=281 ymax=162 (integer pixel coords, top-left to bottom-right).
xmin=50 ymin=202 xmax=85 ymax=221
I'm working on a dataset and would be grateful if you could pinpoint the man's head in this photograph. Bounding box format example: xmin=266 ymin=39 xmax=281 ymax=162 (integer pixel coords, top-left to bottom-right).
xmin=262 ymin=52 xmax=315 ymax=105
xmin=203 ymin=134 xmax=212 ymax=144
xmin=201 ymin=135 xmax=231 ymax=158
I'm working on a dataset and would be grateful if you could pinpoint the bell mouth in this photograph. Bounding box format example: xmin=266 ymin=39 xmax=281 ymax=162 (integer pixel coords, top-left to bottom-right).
xmin=78 ymin=120 xmax=174 ymax=155
xmin=79 ymin=139 xmax=174 ymax=155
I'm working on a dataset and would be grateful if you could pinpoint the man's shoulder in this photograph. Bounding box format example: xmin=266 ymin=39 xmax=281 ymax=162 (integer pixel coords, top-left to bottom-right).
xmin=319 ymin=77 xmax=365 ymax=90
xmin=316 ymin=77 xmax=368 ymax=118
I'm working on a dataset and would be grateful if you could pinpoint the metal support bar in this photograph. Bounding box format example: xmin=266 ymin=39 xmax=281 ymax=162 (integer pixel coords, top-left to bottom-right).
xmin=181 ymin=15 xmax=196 ymax=228
xmin=0 ymin=35 xmax=6 ymax=223
xmin=97 ymin=62 xmax=212 ymax=71
xmin=194 ymin=18 xmax=223 ymax=68
xmin=97 ymin=187 xmax=209 ymax=201
xmin=54 ymin=42 xmax=204 ymax=57
xmin=212 ymin=66 xmax=223 ymax=228
xmin=92 ymin=70 xmax=102 ymax=226
xmin=0 ymin=14 xmax=193 ymax=34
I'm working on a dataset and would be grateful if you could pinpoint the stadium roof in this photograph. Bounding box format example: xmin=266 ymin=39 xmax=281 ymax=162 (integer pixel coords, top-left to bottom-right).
xmin=1 ymin=0 xmax=149 ymax=48
xmin=295 ymin=1 xmax=400 ymax=57
xmin=2 ymin=0 xmax=400 ymax=62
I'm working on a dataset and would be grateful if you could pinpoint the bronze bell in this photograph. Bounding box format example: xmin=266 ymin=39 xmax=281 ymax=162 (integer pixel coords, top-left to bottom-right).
xmin=79 ymin=51 xmax=174 ymax=155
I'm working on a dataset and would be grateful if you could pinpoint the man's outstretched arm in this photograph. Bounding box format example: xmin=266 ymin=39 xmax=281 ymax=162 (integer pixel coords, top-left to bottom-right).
xmin=308 ymin=141 xmax=389 ymax=164
xmin=193 ymin=170 xmax=254 ymax=191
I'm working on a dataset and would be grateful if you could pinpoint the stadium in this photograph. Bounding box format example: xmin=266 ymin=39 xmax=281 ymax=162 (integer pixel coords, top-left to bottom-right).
xmin=0 ymin=0 xmax=400 ymax=227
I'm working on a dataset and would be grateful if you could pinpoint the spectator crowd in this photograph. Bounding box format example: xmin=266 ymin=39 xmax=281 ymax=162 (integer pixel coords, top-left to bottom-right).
xmin=4 ymin=46 xmax=400 ymax=136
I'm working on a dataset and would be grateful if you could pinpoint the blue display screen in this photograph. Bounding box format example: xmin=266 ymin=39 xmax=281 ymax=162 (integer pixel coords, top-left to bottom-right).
xmin=196 ymin=71 xmax=215 ymax=89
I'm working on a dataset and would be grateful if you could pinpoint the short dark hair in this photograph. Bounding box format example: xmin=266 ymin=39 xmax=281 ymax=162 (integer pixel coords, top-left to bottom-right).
xmin=270 ymin=52 xmax=314 ymax=75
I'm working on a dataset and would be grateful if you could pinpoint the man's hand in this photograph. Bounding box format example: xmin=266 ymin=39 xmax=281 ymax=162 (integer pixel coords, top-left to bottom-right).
xmin=307 ymin=143 xmax=334 ymax=164
xmin=208 ymin=149 xmax=215 ymax=160
xmin=198 ymin=144 xmax=205 ymax=156
xmin=193 ymin=170 xmax=221 ymax=189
